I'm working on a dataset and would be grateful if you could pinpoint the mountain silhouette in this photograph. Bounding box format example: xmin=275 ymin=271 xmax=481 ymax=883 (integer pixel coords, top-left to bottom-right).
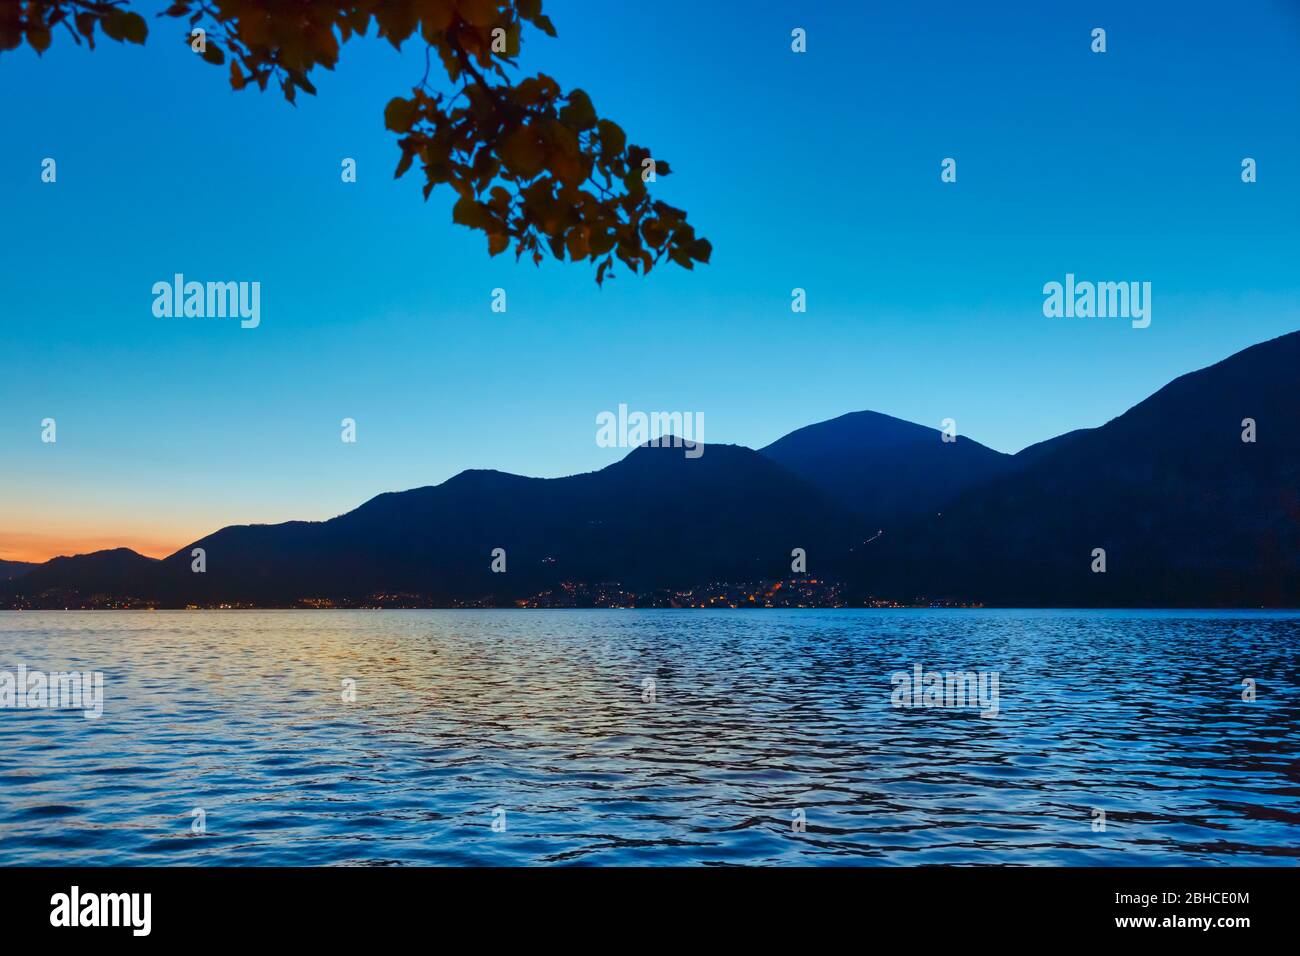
xmin=4 ymin=331 xmax=1297 ymax=608
xmin=5 ymin=443 xmax=861 ymax=607
xmin=760 ymin=410 xmax=1014 ymax=525
xmin=853 ymin=330 xmax=1300 ymax=606
xmin=8 ymin=548 xmax=159 ymax=599
xmin=161 ymin=441 xmax=860 ymax=604
xmin=0 ymin=559 xmax=36 ymax=582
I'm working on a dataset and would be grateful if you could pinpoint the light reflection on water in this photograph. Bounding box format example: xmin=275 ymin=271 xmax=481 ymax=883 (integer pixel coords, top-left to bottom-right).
xmin=0 ymin=609 xmax=1296 ymax=866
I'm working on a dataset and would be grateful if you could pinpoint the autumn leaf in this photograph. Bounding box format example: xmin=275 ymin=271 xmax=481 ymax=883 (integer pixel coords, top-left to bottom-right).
xmin=500 ymin=123 xmax=547 ymax=179
xmin=597 ymin=119 xmax=625 ymax=155
xmin=384 ymin=97 xmax=419 ymax=132
xmin=102 ymin=11 xmax=147 ymax=44
xmin=559 ymin=89 xmax=596 ymax=130
xmin=27 ymin=26 xmax=51 ymax=54
xmin=416 ymin=0 xmax=456 ymax=36
xmin=456 ymin=0 xmax=499 ymax=29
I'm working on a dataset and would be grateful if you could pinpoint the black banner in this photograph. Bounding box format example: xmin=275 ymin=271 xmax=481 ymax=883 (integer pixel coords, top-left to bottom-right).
xmin=0 ymin=866 xmax=1286 ymax=942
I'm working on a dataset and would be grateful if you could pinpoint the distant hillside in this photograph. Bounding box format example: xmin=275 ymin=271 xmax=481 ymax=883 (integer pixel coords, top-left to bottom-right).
xmin=0 ymin=559 xmax=36 ymax=582
xmin=7 ymin=548 xmax=159 ymax=598
xmin=854 ymin=331 xmax=1300 ymax=606
xmin=4 ymin=331 xmax=1297 ymax=608
xmin=760 ymin=410 xmax=1014 ymax=525
xmin=4 ymin=443 xmax=863 ymax=607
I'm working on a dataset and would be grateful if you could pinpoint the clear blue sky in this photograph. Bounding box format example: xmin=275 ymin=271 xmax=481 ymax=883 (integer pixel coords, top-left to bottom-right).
xmin=2 ymin=0 xmax=1298 ymax=560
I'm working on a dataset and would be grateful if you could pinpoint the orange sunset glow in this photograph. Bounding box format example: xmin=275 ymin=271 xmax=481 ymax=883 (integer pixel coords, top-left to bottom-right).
xmin=0 ymin=529 xmax=188 ymax=565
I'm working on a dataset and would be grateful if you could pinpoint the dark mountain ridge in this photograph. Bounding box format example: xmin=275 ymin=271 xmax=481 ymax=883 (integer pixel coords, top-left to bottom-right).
xmin=852 ymin=330 xmax=1300 ymax=606
xmin=760 ymin=410 xmax=1015 ymax=525
xmin=0 ymin=559 xmax=37 ymax=582
xmin=7 ymin=443 xmax=864 ymax=607
xmin=4 ymin=331 xmax=1297 ymax=608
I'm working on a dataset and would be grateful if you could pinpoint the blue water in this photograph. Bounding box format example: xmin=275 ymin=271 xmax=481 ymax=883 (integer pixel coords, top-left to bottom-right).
xmin=0 ymin=609 xmax=1296 ymax=866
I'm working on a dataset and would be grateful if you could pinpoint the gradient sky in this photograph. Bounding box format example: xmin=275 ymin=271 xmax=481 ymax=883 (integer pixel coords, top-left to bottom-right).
xmin=2 ymin=0 xmax=1298 ymax=562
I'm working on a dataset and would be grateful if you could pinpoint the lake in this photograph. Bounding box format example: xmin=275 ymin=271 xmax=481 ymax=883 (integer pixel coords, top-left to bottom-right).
xmin=0 ymin=609 xmax=1296 ymax=865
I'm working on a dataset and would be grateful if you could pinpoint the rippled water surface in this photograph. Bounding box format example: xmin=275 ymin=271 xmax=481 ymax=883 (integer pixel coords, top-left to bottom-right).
xmin=0 ymin=610 xmax=1297 ymax=866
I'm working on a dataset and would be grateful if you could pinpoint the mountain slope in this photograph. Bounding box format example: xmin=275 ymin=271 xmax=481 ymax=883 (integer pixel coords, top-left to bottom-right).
xmin=5 ymin=442 xmax=864 ymax=607
xmin=856 ymin=331 xmax=1300 ymax=605
xmin=5 ymin=548 xmax=160 ymax=601
xmin=5 ymin=331 xmax=1297 ymax=608
xmin=760 ymin=410 xmax=1014 ymax=525
xmin=0 ymin=559 xmax=36 ymax=581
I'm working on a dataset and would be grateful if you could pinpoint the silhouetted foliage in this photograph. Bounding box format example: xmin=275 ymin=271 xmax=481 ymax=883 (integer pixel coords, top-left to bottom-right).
xmin=1 ymin=1 xmax=710 ymax=283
